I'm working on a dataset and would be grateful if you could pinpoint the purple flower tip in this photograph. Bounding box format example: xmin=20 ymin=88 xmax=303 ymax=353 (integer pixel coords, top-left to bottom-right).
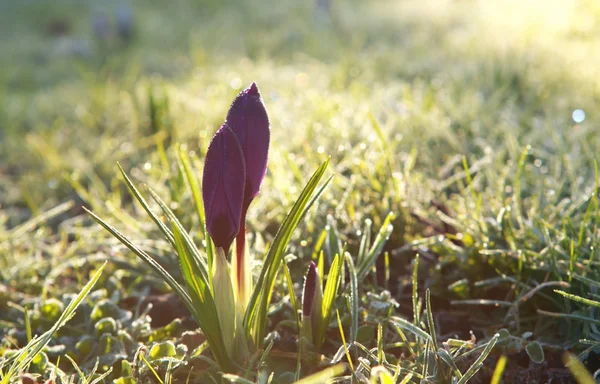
xmin=202 ymin=125 xmax=246 ymax=252
xmin=302 ymin=262 xmax=318 ymax=317
xmin=225 ymin=82 xmax=270 ymax=208
xmin=247 ymin=82 xmax=259 ymax=95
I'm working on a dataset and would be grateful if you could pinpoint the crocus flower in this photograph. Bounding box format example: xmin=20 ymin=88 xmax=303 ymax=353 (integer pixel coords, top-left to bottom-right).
xmin=226 ymin=82 xmax=270 ymax=209
xmin=225 ymin=82 xmax=270 ymax=301
xmin=202 ymin=124 xmax=246 ymax=253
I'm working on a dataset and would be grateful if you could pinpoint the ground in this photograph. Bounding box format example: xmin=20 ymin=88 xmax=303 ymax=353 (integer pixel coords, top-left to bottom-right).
xmin=1 ymin=0 xmax=600 ymax=382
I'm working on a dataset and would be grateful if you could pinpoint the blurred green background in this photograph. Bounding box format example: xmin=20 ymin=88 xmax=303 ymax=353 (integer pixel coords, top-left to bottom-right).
xmin=3 ymin=0 xmax=600 ymax=220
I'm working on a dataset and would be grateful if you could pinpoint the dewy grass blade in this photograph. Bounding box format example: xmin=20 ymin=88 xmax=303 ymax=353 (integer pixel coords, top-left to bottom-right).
xmin=554 ymin=290 xmax=600 ymax=307
xmin=389 ymin=316 xmax=431 ymax=341
xmin=2 ymin=262 xmax=106 ymax=383
xmin=293 ymin=363 xmax=345 ymax=384
xmin=117 ymin=163 xmax=175 ymax=247
xmin=178 ymin=145 xmax=205 ymax=228
xmin=170 ymin=223 xmax=230 ymax=370
xmin=357 ymin=212 xmax=394 ymax=280
xmin=437 ymin=349 xmax=463 ymax=379
xmin=345 ymin=253 xmax=359 ymax=345
xmin=357 ymin=219 xmax=372 ymax=266
xmin=84 ymin=208 xmax=196 ymax=321
xmin=244 ymin=158 xmax=329 ymax=346
xmin=7 ymin=200 xmax=73 ymax=240
xmin=283 ymin=262 xmax=300 ymax=329
xmin=299 ymin=174 xmax=333 ymax=224
xmin=425 ymin=289 xmax=438 ymax=351
xmin=145 ymin=186 xmax=209 ymax=281
xmin=336 ymin=310 xmax=354 ymax=371
xmin=412 ymin=255 xmax=420 ymax=326
xmin=456 ymin=333 xmax=499 ymax=384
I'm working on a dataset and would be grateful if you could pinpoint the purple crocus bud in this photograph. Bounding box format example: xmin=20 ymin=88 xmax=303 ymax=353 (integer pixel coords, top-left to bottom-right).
xmin=202 ymin=124 xmax=246 ymax=252
xmin=225 ymin=82 xmax=270 ymax=208
xmin=302 ymin=262 xmax=319 ymax=317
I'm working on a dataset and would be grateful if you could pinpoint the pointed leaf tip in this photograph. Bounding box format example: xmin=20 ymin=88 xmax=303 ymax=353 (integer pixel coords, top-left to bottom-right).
xmin=202 ymin=124 xmax=246 ymax=252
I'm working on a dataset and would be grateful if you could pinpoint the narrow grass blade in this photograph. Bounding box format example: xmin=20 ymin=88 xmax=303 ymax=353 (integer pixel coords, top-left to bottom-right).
xmin=177 ymin=145 xmax=205 ymax=227
xmin=7 ymin=200 xmax=73 ymax=239
xmin=145 ymin=186 xmax=209 ymax=280
xmin=283 ymin=262 xmax=300 ymax=329
xmin=412 ymin=254 xmax=420 ymax=325
xmin=425 ymin=289 xmax=438 ymax=351
xmin=370 ymin=366 xmax=394 ymax=384
xmin=564 ymin=353 xmax=595 ymax=384
xmin=490 ymin=355 xmax=507 ymax=384
xmin=336 ymin=309 xmax=354 ymax=371
xmin=456 ymin=333 xmax=499 ymax=384
xmin=244 ymin=158 xmax=329 ymax=346
xmin=117 ymin=163 xmax=175 ymax=247
xmin=437 ymin=349 xmax=463 ymax=379
xmin=389 ymin=316 xmax=431 ymax=341
xmin=345 ymin=253 xmax=359 ymax=345
xmin=171 ymin=223 xmax=230 ymax=370
xmin=316 ymin=252 xmax=343 ymax=350
xmin=299 ymin=174 xmax=334 ymax=224
xmin=84 ymin=208 xmax=195 ymax=318
xmin=293 ymin=363 xmax=346 ymax=384
xmin=357 ymin=219 xmax=372 ymax=266
xmin=357 ymin=212 xmax=394 ymax=280
xmin=554 ymin=290 xmax=600 ymax=307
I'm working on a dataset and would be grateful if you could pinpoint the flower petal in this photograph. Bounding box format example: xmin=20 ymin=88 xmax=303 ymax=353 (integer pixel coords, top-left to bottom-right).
xmin=202 ymin=124 xmax=246 ymax=251
xmin=226 ymin=82 xmax=270 ymax=205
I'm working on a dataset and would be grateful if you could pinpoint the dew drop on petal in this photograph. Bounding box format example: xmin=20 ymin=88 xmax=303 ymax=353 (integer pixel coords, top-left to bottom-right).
xmin=572 ymin=109 xmax=586 ymax=123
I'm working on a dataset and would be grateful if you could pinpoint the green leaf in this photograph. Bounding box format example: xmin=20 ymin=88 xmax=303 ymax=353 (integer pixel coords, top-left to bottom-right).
xmin=357 ymin=212 xmax=394 ymax=280
xmin=554 ymin=290 xmax=600 ymax=307
xmin=425 ymin=289 xmax=438 ymax=351
xmin=316 ymin=252 xmax=343 ymax=350
xmin=145 ymin=186 xmax=210 ymax=282
xmin=177 ymin=145 xmax=205 ymax=228
xmin=490 ymin=355 xmax=507 ymax=384
xmin=283 ymin=262 xmax=300 ymax=329
xmin=345 ymin=253 xmax=359 ymax=345
xmin=84 ymin=208 xmax=195 ymax=313
xmin=170 ymin=223 xmax=231 ymax=371
xmin=244 ymin=158 xmax=330 ymax=346
xmin=456 ymin=333 xmax=500 ymax=384
xmin=525 ymin=341 xmax=545 ymax=364
xmin=117 ymin=163 xmax=175 ymax=247
xmin=293 ymin=363 xmax=346 ymax=384
xmin=564 ymin=353 xmax=595 ymax=384
xmin=389 ymin=316 xmax=431 ymax=341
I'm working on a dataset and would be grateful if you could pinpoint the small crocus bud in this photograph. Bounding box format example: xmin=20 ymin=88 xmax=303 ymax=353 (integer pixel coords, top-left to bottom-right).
xmin=302 ymin=262 xmax=319 ymax=317
xmin=225 ymin=82 xmax=270 ymax=208
xmin=202 ymin=125 xmax=246 ymax=253
xmin=301 ymin=261 xmax=323 ymax=345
